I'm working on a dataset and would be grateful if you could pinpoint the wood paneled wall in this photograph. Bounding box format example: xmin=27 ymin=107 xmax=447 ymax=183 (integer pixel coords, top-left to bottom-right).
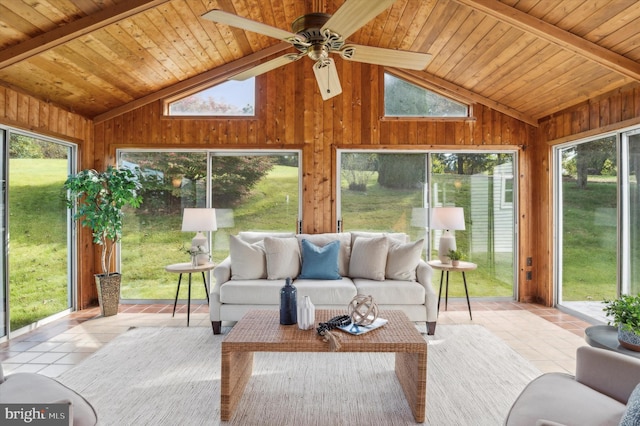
xmin=0 ymin=84 xmax=97 ymax=310
xmin=534 ymin=82 xmax=640 ymax=306
xmin=95 ymin=61 xmax=540 ymax=301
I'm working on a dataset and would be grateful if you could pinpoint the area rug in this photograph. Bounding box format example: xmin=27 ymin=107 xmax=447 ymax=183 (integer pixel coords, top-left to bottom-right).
xmin=58 ymin=324 xmax=540 ymax=425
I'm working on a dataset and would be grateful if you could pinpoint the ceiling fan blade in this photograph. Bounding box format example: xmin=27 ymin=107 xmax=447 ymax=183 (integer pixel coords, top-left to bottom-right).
xmin=202 ymin=9 xmax=298 ymax=42
xmin=313 ymin=58 xmax=342 ymax=101
xmin=339 ymin=44 xmax=432 ymax=70
xmin=231 ymin=54 xmax=303 ymax=81
xmin=321 ymin=0 xmax=396 ymax=39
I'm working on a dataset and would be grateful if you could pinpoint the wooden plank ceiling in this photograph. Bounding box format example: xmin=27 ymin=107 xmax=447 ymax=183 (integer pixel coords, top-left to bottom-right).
xmin=1 ymin=0 xmax=640 ymax=125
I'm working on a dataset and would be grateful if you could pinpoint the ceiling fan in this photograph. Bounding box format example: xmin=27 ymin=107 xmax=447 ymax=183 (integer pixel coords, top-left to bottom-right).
xmin=201 ymin=0 xmax=432 ymax=100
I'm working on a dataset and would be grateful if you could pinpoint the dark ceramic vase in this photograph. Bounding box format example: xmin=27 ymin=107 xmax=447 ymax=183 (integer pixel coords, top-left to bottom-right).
xmin=280 ymin=277 xmax=297 ymax=325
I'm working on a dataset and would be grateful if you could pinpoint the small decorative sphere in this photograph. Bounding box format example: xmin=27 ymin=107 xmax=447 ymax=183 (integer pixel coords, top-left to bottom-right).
xmin=348 ymin=294 xmax=378 ymax=326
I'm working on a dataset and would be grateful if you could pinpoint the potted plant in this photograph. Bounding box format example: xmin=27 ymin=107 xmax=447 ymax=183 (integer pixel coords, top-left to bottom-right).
xmin=603 ymin=294 xmax=640 ymax=351
xmin=447 ymin=249 xmax=464 ymax=266
xmin=64 ymin=166 xmax=142 ymax=316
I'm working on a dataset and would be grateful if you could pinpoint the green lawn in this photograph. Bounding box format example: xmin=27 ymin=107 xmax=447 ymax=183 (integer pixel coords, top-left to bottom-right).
xmin=8 ymin=160 xmax=621 ymax=328
xmin=119 ymin=164 xmax=300 ymax=299
xmin=9 ymin=159 xmax=69 ymax=331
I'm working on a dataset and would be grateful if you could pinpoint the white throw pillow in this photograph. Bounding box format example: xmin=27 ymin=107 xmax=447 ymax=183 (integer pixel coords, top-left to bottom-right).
xmin=386 ymin=239 xmax=423 ymax=281
xmin=264 ymin=237 xmax=301 ymax=280
xmin=229 ymin=235 xmax=266 ymax=280
xmin=349 ymin=236 xmax=389 ymax=281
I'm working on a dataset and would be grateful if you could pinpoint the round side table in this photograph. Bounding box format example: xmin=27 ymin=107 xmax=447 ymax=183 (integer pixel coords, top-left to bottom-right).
xmin=427 ymin=260 xmax=477 ymax=320
xmin=165 ymin=261 xmax=215 ymax=326
xmin=585 ymin=325 xmax=640 ymax=359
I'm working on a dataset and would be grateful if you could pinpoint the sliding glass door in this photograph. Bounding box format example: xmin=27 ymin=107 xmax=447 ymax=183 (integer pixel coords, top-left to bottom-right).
xmin=337 ymin=150 xmax=517 ymax=298
xmin=118 ymin=150 xmax=301 ymax=302
xmin=430 ymin=153 xmax=516 ymax=297
xmin=555 ymin=136 xmax=618 ymax=319
xmin=8 ymin=131 xmax=74 ymax=333
xmin=624 ymin=130 xmax=640 ymax=294
xmin=0 ymin=130 xmax=6 ymax=339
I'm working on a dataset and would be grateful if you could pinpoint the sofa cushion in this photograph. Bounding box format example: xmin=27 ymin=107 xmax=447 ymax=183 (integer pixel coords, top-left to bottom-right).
xmin=386 ymin=239 xmax=423 ymax=281
xmin=353 ymin=278 xmax=426 ymax=304
xmin=349 ymin=236 xmax=389 ymax=281
xmin=229 ymin=235 xmax=266 ymax=280
xmin=298 ymin=239 xmax=341 ymax=280
xmin=264 ymin=237 xmax=301 ymax=279
xmin=293 ymin=277 xmax=357 ymax=305
xmin=238 ymin=231 xmax=295 ymax=244
xmin=219 ymin=279 xmax=285 ymax=304
xmin=505 ymin=372 xmax=625 ymax=426
xmin=620 ymin=383 xmax=640 ymax=426
xmin=296 ymin=233 xmax=351 ymax=276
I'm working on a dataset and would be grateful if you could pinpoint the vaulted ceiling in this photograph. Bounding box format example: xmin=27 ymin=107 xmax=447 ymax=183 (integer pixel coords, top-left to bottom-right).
xmin=1 ymin=0 xmax=640 ymax=127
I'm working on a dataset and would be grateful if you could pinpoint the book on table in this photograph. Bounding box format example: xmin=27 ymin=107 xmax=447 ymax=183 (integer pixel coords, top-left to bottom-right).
xmin=337 ymin=318 xmax=388 ymax=335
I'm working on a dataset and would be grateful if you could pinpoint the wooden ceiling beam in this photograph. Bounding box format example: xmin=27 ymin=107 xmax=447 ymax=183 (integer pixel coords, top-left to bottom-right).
xmin=0 ymin=0 xmax=170 ymax=70
xmin=389 ymin=68 xmax=539 ymax=127
xmin=453 ymin=0 xmax=640 ymax=81
xmin=93 ymin=42 xmax=292 ymax=123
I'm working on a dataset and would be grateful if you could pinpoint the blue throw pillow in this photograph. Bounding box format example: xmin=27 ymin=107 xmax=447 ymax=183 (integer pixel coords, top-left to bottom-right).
xmin=620 ymin=383 xmax=640 ymax=426
xmin=298 ymin=239 xmax=342 ymax=280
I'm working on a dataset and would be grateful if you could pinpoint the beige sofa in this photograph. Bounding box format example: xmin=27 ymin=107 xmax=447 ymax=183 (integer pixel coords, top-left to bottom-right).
xmin=209 ymin=231 xmax=438 ymax=335
xmin=505 ymin=346 xmax=640 ymax=426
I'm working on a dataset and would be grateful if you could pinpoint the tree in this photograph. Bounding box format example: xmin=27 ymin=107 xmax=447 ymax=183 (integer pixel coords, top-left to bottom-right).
xmin=377 ymin=154 xmax=425 ymax=189
xmin=122 ymin=153 xmax=274 ymax=211
xmin=433 ymin=153 xmax=511 ymax=175
xmin=211 ymin=156 xmax=274 ymax=206
xmin=575 ymin=137 xmax=616 ymax=189
xmin=341 ymin=153 xmax=376 ymax=191
xmin=384 ymin=73 xmax=467 ymax=117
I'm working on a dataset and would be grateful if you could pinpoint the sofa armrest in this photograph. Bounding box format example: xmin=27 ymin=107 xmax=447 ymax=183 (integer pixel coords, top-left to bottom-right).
xmin=210 ymin=257 xmax=231 ymax=322
xmin=212 ymin=257 xmax=231 ymax=295
xmin=575 ymin=345 xmax=640 ymax=403
xmin=416 ymin=260 xmax=438 ymax=322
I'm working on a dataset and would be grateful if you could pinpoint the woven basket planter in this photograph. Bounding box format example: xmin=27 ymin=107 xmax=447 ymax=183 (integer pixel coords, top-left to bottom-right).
xmin=95 ymin=273 xmax=121 ymax=317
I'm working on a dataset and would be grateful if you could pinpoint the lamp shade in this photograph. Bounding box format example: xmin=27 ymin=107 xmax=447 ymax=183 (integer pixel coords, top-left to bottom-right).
xmin=431 ymin=207 xmax=465 ymax=231
xmin=181 ymin=208 xmax=217 ymax=232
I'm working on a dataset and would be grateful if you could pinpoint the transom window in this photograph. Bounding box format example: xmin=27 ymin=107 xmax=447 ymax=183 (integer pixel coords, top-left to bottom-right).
xmin=384 ymin=73 xmax=468 ymax=118
xmin=167 ymin=78 xmax=256 ymax=117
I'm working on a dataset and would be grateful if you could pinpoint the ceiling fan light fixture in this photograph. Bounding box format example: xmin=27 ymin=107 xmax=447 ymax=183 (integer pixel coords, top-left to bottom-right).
xmin=308 ymin=44 xmax=329 ymax=61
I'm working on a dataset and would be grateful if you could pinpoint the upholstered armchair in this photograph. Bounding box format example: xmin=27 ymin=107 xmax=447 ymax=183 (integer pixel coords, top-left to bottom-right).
xmin=505 ymin=346 xmax=640 ymax=426
xmin=0 ymin=363 xmax=97 ymax=425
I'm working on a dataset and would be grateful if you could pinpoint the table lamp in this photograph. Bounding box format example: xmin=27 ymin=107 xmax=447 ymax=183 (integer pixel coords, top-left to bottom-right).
xmin=431 ymin=207 xmax=465 ymax=264
xmin=181 ymin=208 xmax=217 ymax=265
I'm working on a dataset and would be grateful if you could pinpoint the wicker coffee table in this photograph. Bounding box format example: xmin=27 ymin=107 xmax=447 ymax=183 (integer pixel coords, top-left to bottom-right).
xmin=220 ymin=309 xmax=427 ymax=422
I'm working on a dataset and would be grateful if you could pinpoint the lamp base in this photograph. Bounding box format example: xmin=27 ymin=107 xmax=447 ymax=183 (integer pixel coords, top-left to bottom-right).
xmin=191 ymin=232 xmax=209 ymax=265
xmin=438 ymin=231 xmax=456 ymax=264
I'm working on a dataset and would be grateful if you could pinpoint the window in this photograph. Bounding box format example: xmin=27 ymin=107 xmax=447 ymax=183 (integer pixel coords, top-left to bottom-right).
xmin=501 ymin=176 xmax=514 ymax=208
xmin=117 ymin=150 xmax=301 ymax=301
xmin=337 ymin=150 xmax=517 ymax=299
xmin=167 ymin=78 xmax=255 ymax=116
xmin=384 ymin=73 xmax=468 ymax=117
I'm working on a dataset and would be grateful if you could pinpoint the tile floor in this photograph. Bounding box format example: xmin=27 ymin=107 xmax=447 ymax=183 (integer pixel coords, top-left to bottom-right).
xmin=0 ymin=301 xmax=596 ymax=379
